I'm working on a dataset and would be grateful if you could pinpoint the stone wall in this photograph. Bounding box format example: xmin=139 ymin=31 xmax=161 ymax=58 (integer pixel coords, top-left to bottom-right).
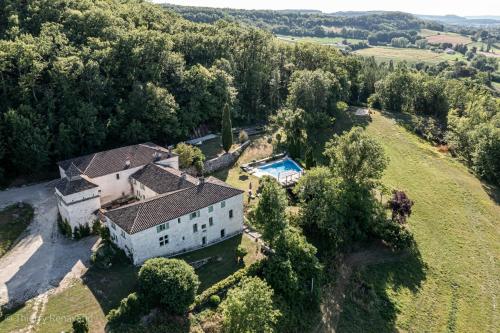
xmin=204 ymin=140 xmax=251 ymax=174
xmin=184 ymin=140 xmax=251 ymax=176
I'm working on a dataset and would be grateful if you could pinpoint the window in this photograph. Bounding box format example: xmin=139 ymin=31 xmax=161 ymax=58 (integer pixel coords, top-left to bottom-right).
xmin=177 ymin=218 xmax=181 ymax=224
xmin=208 ymin=205 xmax=214 ymax=213
xmin=229 ymin=209 xmax=233 ymax=219
xmin=201 ymin=224 xmax=207 ymax=231
xmin=221 ymin=201 xmax=226 ymax=208
xmin=209 ymin=217 xmax=213 ymax=226
xmin=193 ymin=223 xmax=198 ymax=233
xmin=220 ymin=229 xmax=225 ymax=238
xmin=121 ymin=230 xmax=126 ymax=238
xmin=111 ymin=222 xmax=116 ymax=230
xmin=190 ymin=211 xmax=200 ymax=220
xmin=133 ymin=179 xmax=136 ymax=185
xmin=157 ymin=223 xmax=170 ymax=233
xmin=202 ymin=236 xmax=207 ymax=245
xmin=116 ymin=173 xmax=120 ymax=180
xmin=140 ymin=183 xmax=145 ymax=190
xmin=159 ymin=235 xmax=169 ymax=247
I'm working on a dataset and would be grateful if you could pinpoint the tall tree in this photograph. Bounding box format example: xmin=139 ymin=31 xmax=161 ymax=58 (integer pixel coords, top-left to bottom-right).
xmin=221 ymin=103 xmax=233 ymax=153
xmin=253 ymin=176 xmax=288 ymax=246
xmin=220 ymin=277 xmax=281 ymax=333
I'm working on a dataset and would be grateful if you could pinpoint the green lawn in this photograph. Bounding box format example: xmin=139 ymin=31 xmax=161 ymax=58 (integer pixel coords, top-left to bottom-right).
xmin=354 ymin=46 xmax=467 ymax=65
xmin=335 ymin=111 xmax=500 ymax=332
xmin=0 ymin=203 xmax=34 ymax=257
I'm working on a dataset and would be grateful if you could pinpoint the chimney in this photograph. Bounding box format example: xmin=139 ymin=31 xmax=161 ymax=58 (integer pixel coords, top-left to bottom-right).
xmin=199 ymin=177 xmax=205 ymax=184
xmin=167 ymin=145 xmax=173 ymax=157
xmin=125 ymin=159 xmax=130 ymax=169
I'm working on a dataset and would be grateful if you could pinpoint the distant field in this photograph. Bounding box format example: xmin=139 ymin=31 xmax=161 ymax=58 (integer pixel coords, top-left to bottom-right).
xmin=426 ymin=33 xmax=471 ymax=45
xmin=354 ymin=46 xmax=466 ymax=64
xmin=276 ymin=35 xmax=366 ymax=46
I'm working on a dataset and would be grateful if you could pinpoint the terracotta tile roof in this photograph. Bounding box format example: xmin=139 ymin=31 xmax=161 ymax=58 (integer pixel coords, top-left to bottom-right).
xmin=104 ymin=177 xmax=243 ymax=234
xmin=55 ymin=177 xmax=98 ymax=196
xmin=58 ymin=143 xmax=174 ymax=178
xmin=131 ymin=164 xmax=199 ymax=194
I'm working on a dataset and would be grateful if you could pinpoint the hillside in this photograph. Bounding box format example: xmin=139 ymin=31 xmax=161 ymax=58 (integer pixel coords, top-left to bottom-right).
xmin=331 ymin=111 xmax=500 ymax=332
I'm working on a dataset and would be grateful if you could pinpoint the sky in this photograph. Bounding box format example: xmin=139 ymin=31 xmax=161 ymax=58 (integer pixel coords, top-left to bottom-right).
xmin=151 ymin=0 xmax=500 ymax=17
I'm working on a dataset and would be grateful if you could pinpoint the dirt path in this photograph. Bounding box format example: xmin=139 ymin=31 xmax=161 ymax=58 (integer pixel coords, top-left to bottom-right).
xmin=315 ymin=245 xmax=407 ymax=333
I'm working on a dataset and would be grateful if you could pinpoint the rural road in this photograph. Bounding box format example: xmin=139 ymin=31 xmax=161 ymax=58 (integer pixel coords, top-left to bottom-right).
xmin=0 ymin=181 xmax=98 ymax=309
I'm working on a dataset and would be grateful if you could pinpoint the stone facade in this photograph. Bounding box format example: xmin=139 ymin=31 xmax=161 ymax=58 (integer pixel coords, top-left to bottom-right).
xmin=104 ymin=193 xmax=244 ymax=264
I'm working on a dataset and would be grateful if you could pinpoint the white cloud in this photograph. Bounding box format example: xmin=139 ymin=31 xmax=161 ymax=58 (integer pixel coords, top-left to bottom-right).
xmin=151 ymin=0 xmax=500 ymax=16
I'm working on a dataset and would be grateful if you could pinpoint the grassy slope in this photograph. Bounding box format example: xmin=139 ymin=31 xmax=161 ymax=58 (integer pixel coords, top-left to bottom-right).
xmin=337 ymin=112 xmax=500 ymax=332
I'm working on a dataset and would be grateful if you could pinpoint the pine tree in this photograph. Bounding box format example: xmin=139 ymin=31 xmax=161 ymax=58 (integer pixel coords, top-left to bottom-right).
xmin=221 ymin=103 xmax=233 ymax=153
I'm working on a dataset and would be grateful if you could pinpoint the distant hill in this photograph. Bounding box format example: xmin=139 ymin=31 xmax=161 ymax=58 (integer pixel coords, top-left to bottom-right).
xmin=417 ymin=14 xmax=500 ymax=26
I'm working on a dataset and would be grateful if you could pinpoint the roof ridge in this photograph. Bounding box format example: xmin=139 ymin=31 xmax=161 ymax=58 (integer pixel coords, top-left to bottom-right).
xmin=82 ymin=153 xmax=97 ymax=174
xmin=105 ymin=184 xmax=197 ymax=213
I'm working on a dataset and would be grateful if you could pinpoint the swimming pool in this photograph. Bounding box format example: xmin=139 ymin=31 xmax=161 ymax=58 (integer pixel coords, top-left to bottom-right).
xmin=256 ymin=158 xmax=303 ymax=180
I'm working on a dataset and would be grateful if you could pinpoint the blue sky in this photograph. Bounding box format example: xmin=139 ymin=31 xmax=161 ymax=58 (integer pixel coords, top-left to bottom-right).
xmin=152 ymin=0 xmax=500 ymax=16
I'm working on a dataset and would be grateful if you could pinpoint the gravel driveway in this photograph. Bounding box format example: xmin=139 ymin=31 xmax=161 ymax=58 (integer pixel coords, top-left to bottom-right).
xmin=0 ymin=181 xmax=98 ymax=308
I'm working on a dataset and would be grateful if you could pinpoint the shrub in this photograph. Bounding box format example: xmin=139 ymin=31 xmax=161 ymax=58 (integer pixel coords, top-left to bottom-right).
xmin=235 ymin=245 xmax=248 ymax=263
xmin=238 ymin=130 xmax=249 ymax=143
xmin=209 ymin=295 xmax=220 ymax=306
xmin=73 ymin=224 xmax=91 ymax=239
xmin=72 ymin=315 xmax=89 ymax=333
xmin=91 ymin=220 xmax=102 ymax=235
xmin=374 ymin=221 xmax=415 ymax=251
xmin=91 ymin=242 xmax=130 ymax=268
xmin=100 ymin=226 xmax=111 ymax=243
xmin=138 ymin=258 xmax=200 ymax=314
xmin=193 ymin=260 xmax=264 ymax=310
xmin=174 ymin=142 xmax=205 ymax=170
xmin=57 ymin=214 xmax=72 ymax=238
xmin=107 ymin=292 xmax=146 ymax=326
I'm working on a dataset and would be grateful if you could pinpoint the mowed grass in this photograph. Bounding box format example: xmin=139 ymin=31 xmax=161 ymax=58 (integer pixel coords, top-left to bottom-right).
xmin=354 ymin=46 xmax=466 ymax=65
xmin=0 ymin=203 xmax=34 ymax=257
xmin=336 ymin=112 xmax=500 ymax=332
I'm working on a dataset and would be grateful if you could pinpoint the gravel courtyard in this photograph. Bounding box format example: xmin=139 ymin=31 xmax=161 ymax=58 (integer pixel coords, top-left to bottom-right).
xmin=0 ymin=181 xmax=98 ymax=309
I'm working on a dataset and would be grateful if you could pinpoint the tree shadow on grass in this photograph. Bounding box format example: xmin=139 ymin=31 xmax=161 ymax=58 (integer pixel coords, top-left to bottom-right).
xmin=481 ymin=182 xmax=500 ymax=205
xmin=336 ymin=246 xmax=427 ymax=333
xmin=81 ymin=262 xmax=139 ymax=314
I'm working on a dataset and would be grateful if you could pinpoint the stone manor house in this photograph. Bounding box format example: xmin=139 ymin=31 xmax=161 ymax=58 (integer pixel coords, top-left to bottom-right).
xmin=54 ymin=143 xmax=244 ymax=264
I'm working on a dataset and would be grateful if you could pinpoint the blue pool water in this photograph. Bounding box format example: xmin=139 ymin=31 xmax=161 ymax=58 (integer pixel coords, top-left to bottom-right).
xmin=257 ymin=159 xmax=303 ymax=179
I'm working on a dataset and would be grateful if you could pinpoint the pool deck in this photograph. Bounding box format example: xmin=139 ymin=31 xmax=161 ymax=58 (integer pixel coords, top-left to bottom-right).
xmin=243 ymin=155 xmax=304 ymax=187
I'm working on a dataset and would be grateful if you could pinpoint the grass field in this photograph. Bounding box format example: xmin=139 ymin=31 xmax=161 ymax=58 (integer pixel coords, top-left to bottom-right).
xmin=354 ymin=46 xmax=466 ymax=64
xmin=0 ymin=203 xmax=34 ymax=257
xmin=277 ymin=35 xmax=366 ymax=47
xmin=335 ymin=111 xmax=500 ymax=332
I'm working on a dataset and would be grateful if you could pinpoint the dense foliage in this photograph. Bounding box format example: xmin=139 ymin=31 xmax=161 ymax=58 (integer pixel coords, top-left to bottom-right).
xmin=0 ymin=0 xmax=360 ymax=185
xmin=167 ymin=5 xmax=442 ymax=39
xmin=220 ymin=276 xmax=281 ymax=333
xmin=137 ymin=258 xmax=200 ymax=314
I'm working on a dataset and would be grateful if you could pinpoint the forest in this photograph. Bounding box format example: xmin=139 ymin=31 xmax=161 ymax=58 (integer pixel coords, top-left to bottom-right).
xmin=166 ymin=5 xmax=444 ymax=40
xmin=0 ymin=0 xmax=498 ymax=187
